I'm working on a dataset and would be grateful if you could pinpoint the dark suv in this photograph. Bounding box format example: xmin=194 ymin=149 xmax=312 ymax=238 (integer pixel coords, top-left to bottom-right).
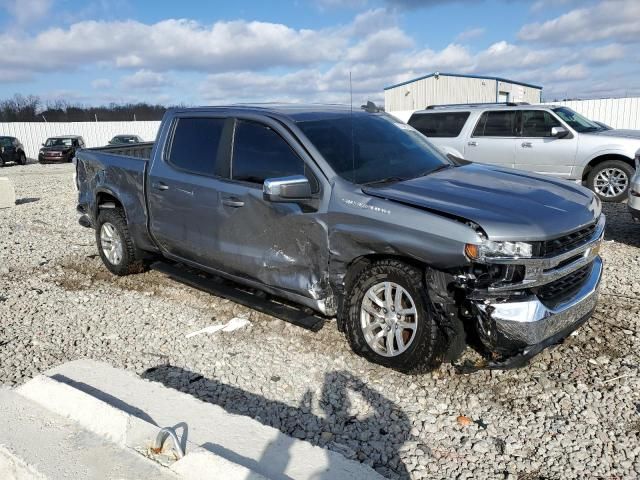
xmin=0 ymin=136 xmax=27 ymax=166
xmin=39 ymin=136 xmax=85 ymax=163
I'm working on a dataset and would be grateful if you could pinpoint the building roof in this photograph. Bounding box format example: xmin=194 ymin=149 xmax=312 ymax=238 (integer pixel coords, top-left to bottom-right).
xmin=384 ymin=72 xmax=543 ymax=91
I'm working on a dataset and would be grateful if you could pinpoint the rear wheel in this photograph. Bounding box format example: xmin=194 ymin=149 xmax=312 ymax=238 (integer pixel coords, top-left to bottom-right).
xmin=343 ymin=259 xmax=442 ymax=372
xmin=587 ymin=160 xmax=634 ymax=202
xmin=18 ymin=153 xmax=26 ymax=165
xmin=96 ymin=208 xmax=145 ymax=276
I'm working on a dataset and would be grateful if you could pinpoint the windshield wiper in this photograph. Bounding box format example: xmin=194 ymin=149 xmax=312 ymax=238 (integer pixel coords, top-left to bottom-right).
xmin=416 ymin=163 xmax=453 ymax=177
xmin=363 ymin=176 xmax=407 ymax=186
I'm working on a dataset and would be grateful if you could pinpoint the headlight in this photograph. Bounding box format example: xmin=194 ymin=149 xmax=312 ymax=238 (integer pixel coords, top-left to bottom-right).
xmin=465 ymin=240 xmax=533 ymax=261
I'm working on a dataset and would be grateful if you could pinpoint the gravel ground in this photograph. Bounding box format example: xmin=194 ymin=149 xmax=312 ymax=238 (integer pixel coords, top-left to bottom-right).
xmin=1 ymin=162 xmax=640 ymax=479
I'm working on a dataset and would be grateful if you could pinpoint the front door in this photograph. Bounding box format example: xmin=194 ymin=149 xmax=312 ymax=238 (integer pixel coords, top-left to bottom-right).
xmin=515 ymin=110 xmax=578 ymax=178
xmin=147 ymin=116 xmax=233 ymax=267
xmin=211 ymin=118 xmax=329 ymax=300
xmin=463 ymin=110 xmax=517 ymax=168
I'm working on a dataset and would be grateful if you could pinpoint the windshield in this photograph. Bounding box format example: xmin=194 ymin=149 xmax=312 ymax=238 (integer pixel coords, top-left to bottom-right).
xmin=0 ymin=137 xmax=12 ymax=147
xmin=297 ymin=113 xmax=451 ymax=184
xmin=45 ymin=138 xmax=73 ymax=147
xmin=553 ymin=107 xmax=604 ymax=133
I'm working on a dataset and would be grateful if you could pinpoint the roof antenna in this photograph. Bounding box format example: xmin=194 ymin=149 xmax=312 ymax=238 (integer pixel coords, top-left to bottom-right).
xmin=350 ymin=71 xmax=355 ymax=183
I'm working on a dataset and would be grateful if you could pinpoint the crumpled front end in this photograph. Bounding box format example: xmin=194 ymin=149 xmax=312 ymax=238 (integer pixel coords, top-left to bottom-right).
xmin=467 ymin=214 xmax=605 ymax=366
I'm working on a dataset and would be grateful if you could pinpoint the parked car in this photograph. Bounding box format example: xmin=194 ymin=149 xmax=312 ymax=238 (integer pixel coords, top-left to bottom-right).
xmin=0 ymin=136 xmax=27 ymax=166
xmin=76 ymin=105 xmax=604 ymax=371
xmin=629 ymin=149 xmax=640 ymax=222
xmin=408 ymin=104 xmax=639 ymax=202
xmin=108 ymin=135 xmax=144 ymax=145
xmin=38 ymin=136 xmax=85 ymax=163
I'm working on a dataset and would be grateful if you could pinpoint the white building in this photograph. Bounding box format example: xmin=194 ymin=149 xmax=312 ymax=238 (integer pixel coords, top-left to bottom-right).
xmin=384 ymin=72 xmax=543 ymax=121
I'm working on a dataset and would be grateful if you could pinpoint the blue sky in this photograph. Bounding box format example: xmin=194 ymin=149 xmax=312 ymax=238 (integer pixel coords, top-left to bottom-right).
xmin=0 ymin=0 xmax=638 ymax=109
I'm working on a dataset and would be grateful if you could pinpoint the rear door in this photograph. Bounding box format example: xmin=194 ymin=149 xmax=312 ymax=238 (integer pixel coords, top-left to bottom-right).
xmin=147 ymin=115 xmax=233 ymax=267
xmin=464 ymin=110 xmax=518 ymax=168
xmin=514 ymin=109 xmax=577 ymax=178
xmin=408 ymin=111 xmax=469 ymax=156
xmin=210 ymin=117 xmax=329 ymax=299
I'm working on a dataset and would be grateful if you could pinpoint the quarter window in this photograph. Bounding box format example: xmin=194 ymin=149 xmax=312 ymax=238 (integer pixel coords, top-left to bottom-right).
xmin=521 ymin=110 xmax=562 ymax=137
xmin=473 ymin=111 xmax=518 ymax=137
xmin=168 ymin=117 xmax=226 ymax=176
xmin=232 ymin=120 xmax=305 ymax=185
xmin=408 ymin=112 xmax=470 ymax=138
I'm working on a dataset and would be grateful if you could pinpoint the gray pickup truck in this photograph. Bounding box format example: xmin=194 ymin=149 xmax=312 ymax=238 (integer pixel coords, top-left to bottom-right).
xmin=76 ymin=105 xmax=605 ymax=371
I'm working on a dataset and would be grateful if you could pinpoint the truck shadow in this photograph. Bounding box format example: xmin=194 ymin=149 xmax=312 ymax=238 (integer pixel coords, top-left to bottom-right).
xmin=142 ymin=365 xmax=411 ymax=479
xmin=602 ymin=202 xmax=640 ymax=247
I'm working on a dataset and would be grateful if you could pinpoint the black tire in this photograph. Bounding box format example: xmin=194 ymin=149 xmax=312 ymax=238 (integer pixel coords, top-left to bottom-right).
xmin=587 ymin=160 xmax=635 ymax=203
xmin=343 ymin=259 xmax=443 ymax=372
xmin=95 ymin=208 xmax=145 ymax=276
xmin=0 ymin=156 xmax=4 ymax=167
xmin=18 ymin=153 xmax=26 ymax=165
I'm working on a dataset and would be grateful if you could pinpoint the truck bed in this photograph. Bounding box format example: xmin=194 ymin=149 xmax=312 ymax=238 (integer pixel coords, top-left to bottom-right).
xmin=83 ymin=141 xmax=154 ymax=160
xmin=76 ymin=142 xmax=155 ymax=252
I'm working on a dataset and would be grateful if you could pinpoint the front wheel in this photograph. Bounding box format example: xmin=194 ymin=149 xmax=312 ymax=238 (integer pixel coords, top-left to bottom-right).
xmin=96 ymin=208 xmax=145 ymax=276
xmin=587 ymin=160 xmax=634 ymax=202
xmin=18 ymin=153 xmax=26 ymax=165
xmin=343 ymin=259 xmax=443 ymax=372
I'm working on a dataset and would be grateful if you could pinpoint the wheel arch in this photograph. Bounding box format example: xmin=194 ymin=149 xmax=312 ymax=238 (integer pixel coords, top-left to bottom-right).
xmin=337 ymin=253 xmax=431 ymax=331
xmin=581 ymin=153 xmax=635 ymax=182
xmin=95 ymin=189 xmax=127 ymax=220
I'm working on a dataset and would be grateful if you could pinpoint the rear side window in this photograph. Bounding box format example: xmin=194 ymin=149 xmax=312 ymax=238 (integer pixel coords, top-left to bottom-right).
xmin=232 ymin=120 xmax=304 ymax=184
xmin=521 ymin=110 xmax=562 ymax=137
xmin=473 ymin=111 xmax=517 ymax=137
xmin=409 ymin=112 xmax=470 ymax=138
xmin=168 ymin=117 xmax=225 ymax=176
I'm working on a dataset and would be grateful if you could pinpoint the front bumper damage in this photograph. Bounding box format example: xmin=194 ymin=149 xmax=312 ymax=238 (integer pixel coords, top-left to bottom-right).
xmin=465 ymin=215 xmax=605 ymax=369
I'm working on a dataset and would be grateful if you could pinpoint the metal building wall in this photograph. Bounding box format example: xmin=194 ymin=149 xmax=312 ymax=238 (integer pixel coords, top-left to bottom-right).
xmin=0 ymin=121 xmax=161 ymax=159
xmin=541 ymin=97 xmax=640 ymax=130
xmin=384 ymin=75 xmax=542 ymax=112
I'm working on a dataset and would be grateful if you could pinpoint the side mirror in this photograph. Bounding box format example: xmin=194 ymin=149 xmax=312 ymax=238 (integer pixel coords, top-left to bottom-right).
xmin=551 ymin=126 xmax=569 ymax=138
xmin=263 ymin=175 xmax=312 ymax=203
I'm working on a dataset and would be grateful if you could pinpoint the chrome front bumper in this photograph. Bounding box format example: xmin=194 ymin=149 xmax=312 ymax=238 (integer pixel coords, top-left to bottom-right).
xmin=474 ymin=256 xmax=602 ymax=348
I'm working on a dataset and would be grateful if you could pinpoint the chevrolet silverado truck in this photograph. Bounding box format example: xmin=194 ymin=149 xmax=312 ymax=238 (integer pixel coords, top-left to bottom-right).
xmin=76 ymin=105 xmax=605 ymax=371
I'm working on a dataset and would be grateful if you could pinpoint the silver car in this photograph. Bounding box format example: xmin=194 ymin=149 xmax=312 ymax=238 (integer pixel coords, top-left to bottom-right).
xmin=408 ymin=104 xmax=640 ymax=202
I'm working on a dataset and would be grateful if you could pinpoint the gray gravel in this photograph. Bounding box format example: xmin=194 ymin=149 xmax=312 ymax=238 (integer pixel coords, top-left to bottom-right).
xmin=1 ymin=162 xmax=640 ymax=479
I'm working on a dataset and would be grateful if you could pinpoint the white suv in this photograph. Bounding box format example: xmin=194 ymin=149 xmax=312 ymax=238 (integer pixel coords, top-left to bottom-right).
xmin=408 ymin=104 xmax=640 ymax=202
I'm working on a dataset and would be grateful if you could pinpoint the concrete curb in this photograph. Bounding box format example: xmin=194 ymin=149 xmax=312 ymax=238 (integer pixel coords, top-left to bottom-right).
xmin=0 ymin=177 xmax=15 ymax=209
xmin=8 ymin=360 xmax=384 ymax=480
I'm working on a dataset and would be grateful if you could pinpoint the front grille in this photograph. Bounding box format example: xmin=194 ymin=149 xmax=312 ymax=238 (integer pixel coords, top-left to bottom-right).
xmin=536 ymin=263 xmax=592 ymax=302
xmin=540 ymin=222 xmax=597 ymax=257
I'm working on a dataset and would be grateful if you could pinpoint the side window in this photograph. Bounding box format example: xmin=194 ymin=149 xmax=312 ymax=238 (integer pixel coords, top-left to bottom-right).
xmin=72 ymin=139 xmax=79 ymax=147
xmin=521 ymin=110 xmax=562 ymax=137
xmin=168 ymin=117 xmax=225 ymax=176
xmin=409 ymin=112 xmax=470 ymax=138
xmin=232 ymin=120 xmax=305 ymax=185
xmin=473 ymin=111 xmax=517 ymax=137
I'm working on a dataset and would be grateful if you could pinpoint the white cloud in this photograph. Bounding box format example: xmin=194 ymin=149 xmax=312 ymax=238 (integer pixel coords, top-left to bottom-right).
xmin=0 ymin=18 xmax=349 ymax=74
xmin=121 ymin=70 xmax=171 ymax=90
xmin=91 ymin=78 xmax=112 ymax=89
xmin=455 ymin=27 xmax=485 ymax=42
xmin=587 ymin=43 xmax=625 ymax=65
xmin=0 ymin=0 xmax=51 ymax=25
xmin=519 ymin=0 xmax=640 ymax=44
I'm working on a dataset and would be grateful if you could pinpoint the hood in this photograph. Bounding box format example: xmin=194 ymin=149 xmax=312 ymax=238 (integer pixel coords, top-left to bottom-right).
xmin=362 ymin=164 xmax=599 ymax=242
xmin=589 ymin=129 xmax=640 ymax=140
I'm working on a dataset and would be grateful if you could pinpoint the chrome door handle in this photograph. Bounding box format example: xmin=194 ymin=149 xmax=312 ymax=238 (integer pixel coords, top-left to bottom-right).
xmin=521 ymin=142 xmax=533 ymax=148
xmin=152 ymin=182 xmax=169 ymax=191
xmin=467 ymin=141 xmax=478 ymax=147
xmin=222 ymin=197 xmax=245 ymax=208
